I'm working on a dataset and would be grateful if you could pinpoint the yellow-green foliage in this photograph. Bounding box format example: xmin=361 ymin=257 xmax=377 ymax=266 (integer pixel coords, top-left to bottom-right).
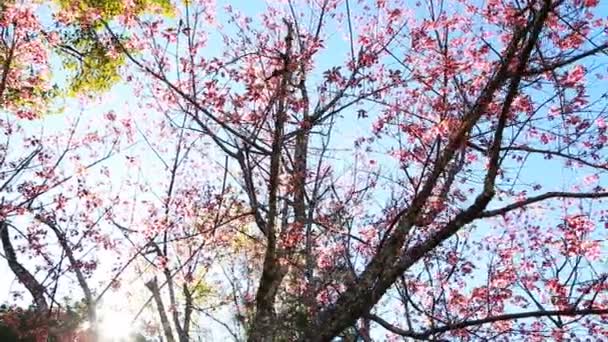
xmin=61 ymin=33 xmax=125 ymax=95
xmin=56 ymin=0 xmax=174 ymax=19
xmin=135 ymin=0 xmax=175 ymax=17
xmin=55 ymin=0 xmax=174 ymax=95
xmin=191 ymin=281 xmax=214 ymax=303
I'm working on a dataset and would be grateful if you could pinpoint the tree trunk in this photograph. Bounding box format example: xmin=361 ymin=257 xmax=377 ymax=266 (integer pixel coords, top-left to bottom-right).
xmin=146 ymin=277 xmax=176 ymax=342
xmin=0 ymin=222 xmax=48 ymax=312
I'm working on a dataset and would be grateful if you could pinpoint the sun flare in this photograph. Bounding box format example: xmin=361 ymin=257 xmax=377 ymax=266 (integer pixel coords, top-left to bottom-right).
xmin=98 ymin=309 xmax=133 ymax=341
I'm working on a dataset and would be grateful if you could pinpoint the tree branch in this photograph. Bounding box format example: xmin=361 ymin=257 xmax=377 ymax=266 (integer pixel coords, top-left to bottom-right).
xmin=369 ymin=308 xmax=608 ymax=339
xmin=479 ymin=191 xmax=608 ymax=218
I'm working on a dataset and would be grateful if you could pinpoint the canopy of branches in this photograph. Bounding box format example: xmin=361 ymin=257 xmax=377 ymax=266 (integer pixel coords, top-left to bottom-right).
xmin=0 ymin=0 xmax=607 ymax=341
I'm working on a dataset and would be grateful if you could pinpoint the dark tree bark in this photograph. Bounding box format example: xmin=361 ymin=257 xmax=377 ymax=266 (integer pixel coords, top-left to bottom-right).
xmin=0 ymin=222 xmax=48 ymax=312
